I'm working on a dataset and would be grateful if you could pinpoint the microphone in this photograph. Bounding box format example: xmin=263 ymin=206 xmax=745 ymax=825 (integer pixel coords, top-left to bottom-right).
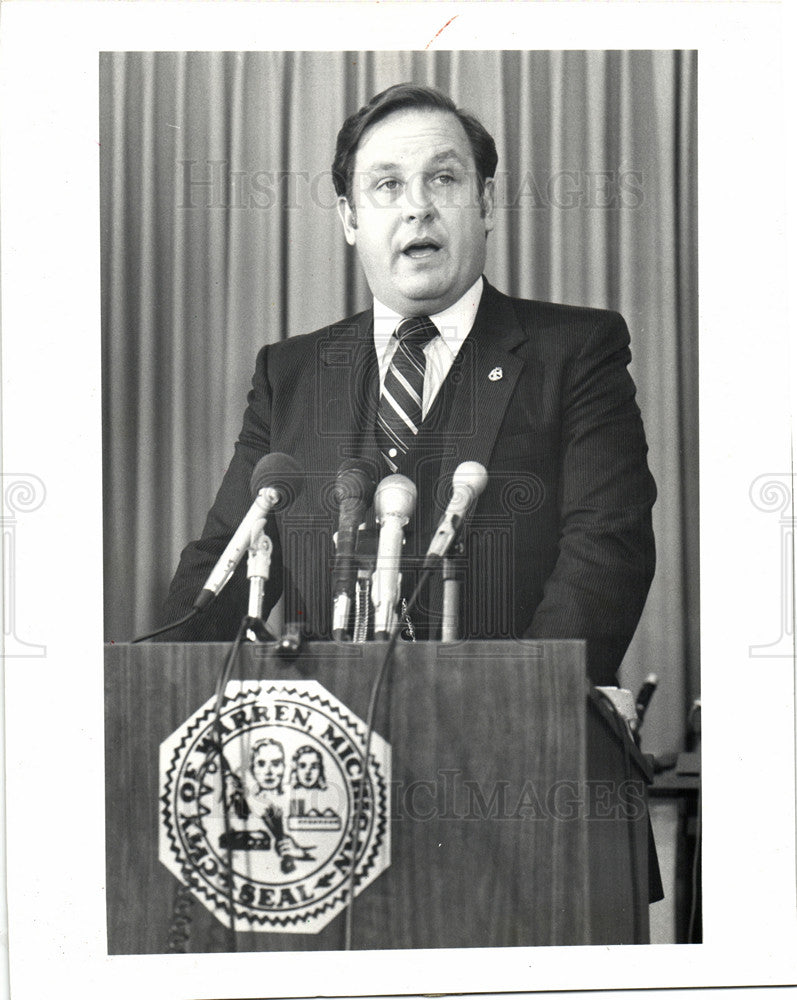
xmin=193 ymin=453 xmax=303 ymax=611
xmin=423 ymin=461 xmax=488 ymax=569
xmin=371 ymin=474 xmax=417 ymax=641
xmin=331 ymin=458 xmax=378 ymax=641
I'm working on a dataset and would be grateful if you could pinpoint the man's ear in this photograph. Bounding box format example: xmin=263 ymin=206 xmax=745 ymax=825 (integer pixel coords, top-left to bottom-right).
xmin=337 ymin=196 xmax=357 ymax=246
xmin=481 ymin=177 xmax=496 ymax=233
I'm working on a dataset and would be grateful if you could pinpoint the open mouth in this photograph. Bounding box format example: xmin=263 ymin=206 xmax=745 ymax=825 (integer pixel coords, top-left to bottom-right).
xmin=401 ymin=239 xmax=442 ymax=259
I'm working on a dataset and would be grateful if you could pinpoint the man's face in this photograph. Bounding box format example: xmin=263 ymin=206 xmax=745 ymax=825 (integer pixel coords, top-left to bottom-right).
xmin=252 ymin=744 xmax=285 ymax=792
xmin=337 ymin=108 xmax=495 ymax=317
xmin=295 ymin=751 xmax=321 ymax=789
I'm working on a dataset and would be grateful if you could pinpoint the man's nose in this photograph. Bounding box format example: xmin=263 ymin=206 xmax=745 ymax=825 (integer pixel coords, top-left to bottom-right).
xmin=401 ymin=176 xmax=435 ymax=222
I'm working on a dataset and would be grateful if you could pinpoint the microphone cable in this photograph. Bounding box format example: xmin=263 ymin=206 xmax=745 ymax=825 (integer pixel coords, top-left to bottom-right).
xmin=130 ymin=607 xmax=199 ymax=643
xmin=211 ymin=614 xmax=252 ymax=952
xmin=165 ymin=872 xmax=195 ymax=953
xmin=163 ymin=614 xmax=251 ymax=953
xmin=343 ymin=567 xmax=432 ymax=951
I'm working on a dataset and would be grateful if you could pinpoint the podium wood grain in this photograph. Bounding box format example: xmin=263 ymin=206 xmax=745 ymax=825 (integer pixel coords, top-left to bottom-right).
xmin=105 ymin=640 xmax=649 ymax=952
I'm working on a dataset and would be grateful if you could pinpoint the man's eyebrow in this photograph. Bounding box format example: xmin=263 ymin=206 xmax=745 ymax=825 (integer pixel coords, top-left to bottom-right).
xmin=428 ymin=149 xmax=466 ymax=166
xmin=361 ymin=150 xmax=468 ymax=174
xmin=363 ymin=161 xmax=402 ymax=174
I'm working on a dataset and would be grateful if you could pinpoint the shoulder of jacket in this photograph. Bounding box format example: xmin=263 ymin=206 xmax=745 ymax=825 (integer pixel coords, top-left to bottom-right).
xmin=263 ymin=308 xmax=371 ymax=357
xmin=496 ymin=288 xmax=624 ymax=331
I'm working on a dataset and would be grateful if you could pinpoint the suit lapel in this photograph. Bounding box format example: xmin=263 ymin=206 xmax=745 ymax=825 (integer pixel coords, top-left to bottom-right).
xmin=437 ymin=280 xmax=528 ymax=489
xmin=313 ymin=307 xmax=380 ymax=471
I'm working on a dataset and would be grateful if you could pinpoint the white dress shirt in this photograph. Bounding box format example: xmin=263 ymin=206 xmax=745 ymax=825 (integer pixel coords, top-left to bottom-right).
xmin=373 ymin=276 xmax=484 ymax=419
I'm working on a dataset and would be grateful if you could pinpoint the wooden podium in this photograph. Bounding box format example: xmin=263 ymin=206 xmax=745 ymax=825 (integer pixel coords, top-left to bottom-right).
xmin=105 ymin=640 xmax=651 ymax=952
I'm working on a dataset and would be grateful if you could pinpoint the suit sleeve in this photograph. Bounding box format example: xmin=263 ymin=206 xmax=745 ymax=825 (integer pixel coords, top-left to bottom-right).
xmin=160 ymin=344 xmax=282 ymax=641
xmin=524 ymin=312 xmax=656 ymax=683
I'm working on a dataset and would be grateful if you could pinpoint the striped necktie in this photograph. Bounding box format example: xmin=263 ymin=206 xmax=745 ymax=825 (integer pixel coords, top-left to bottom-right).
xmin=376 ymin=316 xmax=438 ymax=472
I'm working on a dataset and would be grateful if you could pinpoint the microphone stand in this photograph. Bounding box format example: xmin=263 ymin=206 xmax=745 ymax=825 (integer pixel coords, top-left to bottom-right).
xmin=245 ymin=521 xmax=273 ymax=642
xmin=352 ymin=529 xmax=377 ymax=643
xmin=440 ymin=542 xmax=464 ymax=643
xmin=332 ymin=523 xmax=368 ymax=642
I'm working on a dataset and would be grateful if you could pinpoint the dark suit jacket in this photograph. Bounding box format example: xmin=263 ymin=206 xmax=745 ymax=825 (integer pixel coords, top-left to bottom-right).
xmin=163 ymin=279 xmax=656 ymax=684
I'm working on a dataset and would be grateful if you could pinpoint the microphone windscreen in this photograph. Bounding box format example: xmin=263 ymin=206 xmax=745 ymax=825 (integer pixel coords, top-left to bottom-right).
xmin=449 ymin=461 xmax=488 ymax=513
xmin=374 ymin=474 xmax=417 ymax=521
xmin=333 ymin=457 xmax=379 ymax=509
xmin=451 ymin=460 xmax=488 ymax=496
xmin=250 ymin=453 xmax=304 ymax=509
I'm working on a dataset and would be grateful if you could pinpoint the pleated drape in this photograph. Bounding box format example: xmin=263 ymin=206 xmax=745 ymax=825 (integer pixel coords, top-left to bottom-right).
xmin=101 ymin=50 xmax=698 ymax=754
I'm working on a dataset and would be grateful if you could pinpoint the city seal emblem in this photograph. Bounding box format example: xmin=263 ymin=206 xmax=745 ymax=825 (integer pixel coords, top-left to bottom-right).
xmin=159 ymin=680 xmax=390 ymax=933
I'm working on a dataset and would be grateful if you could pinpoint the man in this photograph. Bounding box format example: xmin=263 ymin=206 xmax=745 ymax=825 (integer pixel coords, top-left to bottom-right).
xmin=163 ymin=83 xmax=656 ymax=685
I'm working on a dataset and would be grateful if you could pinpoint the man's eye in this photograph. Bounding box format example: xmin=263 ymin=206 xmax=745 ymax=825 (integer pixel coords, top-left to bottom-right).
xmin=434 ymin=173 xmax=455 ymax=185
xmin=376 ymin=178 xmax=400 ymax=192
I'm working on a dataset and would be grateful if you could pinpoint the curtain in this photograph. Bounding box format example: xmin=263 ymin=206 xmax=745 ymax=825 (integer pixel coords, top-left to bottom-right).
xmin=100 ymin=50 xmax=698 ymax=755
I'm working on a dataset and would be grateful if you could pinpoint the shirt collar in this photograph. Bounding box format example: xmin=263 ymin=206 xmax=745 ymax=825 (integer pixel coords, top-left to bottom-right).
xmin=372 ymin=275 xmax=484 ymax=365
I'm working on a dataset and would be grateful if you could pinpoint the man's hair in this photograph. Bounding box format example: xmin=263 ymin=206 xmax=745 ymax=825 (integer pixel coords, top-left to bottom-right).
xmin=332 ymin=83 xmax=498 ymax=205
xmin=250 ymin=738 xmax=284 ymax=767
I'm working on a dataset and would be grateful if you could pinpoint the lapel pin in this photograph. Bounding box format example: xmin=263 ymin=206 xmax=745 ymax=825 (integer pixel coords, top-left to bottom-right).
xmin=488 ymin=366 xmax=503 ymax=382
